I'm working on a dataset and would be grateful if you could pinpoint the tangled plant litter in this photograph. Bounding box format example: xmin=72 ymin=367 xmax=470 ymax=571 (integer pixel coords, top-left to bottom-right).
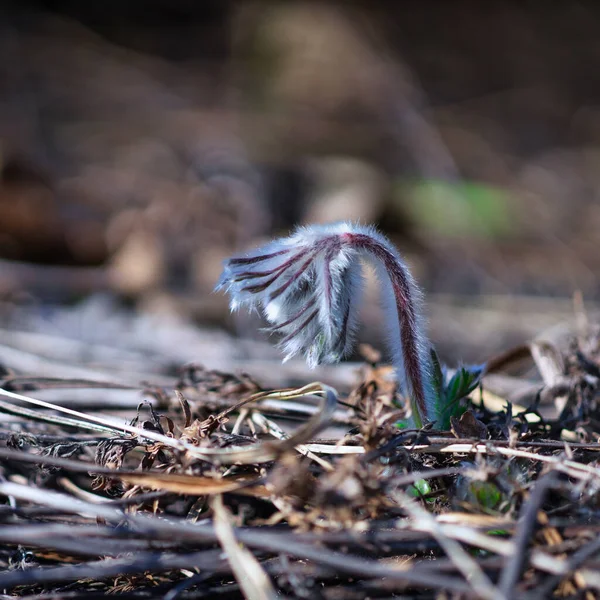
xmin=217 ymin=222 xmax=483 ymax=429
xmin=3 ymin=229 xmax=600 ymax=597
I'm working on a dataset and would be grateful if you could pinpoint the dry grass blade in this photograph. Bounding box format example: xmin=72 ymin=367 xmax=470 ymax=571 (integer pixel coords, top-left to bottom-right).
xmin=301 ymin=443 xmax=364 ymax=454
xmin=498 ymin=472 xmax=558 ymax=598
xmin=392 ymin=488 xmax=503 ymax=600
xmin=530 ymin=340 xmax=565 ymax=387
xmin=0 ymin=481 xmax=125 ymax=522
xmin=411 ymin=442 xmax=600 ymax=481
xmin=116 ymin=472 xmax=270 ymax=497
xmin=0 ymin=382 xmax=338 ymax=464
xmin=251 ymin=411 xmax=334 ymax=471
xmin=213 ymin=495 xmax=278 ymax=600
xmin=0 ymin=447 xmax=267 ymax=497
xmin=0 ymin=386 xmax=157 ymax=437
xmin=0 ymin=394 xmax=123 ymax=434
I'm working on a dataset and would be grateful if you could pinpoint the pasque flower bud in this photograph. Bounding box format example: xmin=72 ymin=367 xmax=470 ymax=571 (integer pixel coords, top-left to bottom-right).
xmin=216 ymin=222 xmax=438 ymax=427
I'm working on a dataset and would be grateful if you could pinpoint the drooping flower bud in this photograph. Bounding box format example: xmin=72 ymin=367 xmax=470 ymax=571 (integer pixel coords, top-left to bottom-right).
xmin=216 ymin=222 xmax=438 ymax=427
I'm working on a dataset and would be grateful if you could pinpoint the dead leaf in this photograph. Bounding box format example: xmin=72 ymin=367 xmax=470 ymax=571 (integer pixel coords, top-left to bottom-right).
xmin=450 ymin=410 xmax=488 ymax=439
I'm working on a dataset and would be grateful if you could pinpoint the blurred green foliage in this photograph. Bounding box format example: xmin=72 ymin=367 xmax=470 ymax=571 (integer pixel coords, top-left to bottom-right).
xmin=407 ymin=477 xmax=433 ymax=501
xmin=399 ymin=179 xmax=514 ymax=239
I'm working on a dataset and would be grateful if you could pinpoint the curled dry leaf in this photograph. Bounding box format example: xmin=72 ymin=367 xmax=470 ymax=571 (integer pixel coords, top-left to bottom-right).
xmin=450 ymin=410 xmax=488 ymax=440
xmin=175 ymin=390 xmax=192 ymax=428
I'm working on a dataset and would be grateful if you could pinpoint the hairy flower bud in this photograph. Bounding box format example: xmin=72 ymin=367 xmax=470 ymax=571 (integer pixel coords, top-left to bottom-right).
xmin=216 ymin=222 xmax=438 ymax=427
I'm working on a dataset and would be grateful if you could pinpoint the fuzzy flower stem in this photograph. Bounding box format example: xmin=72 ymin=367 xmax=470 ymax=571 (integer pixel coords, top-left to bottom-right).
xmin=216 ymin=223 xmax=438 ymax=427
xmin=342 ymin=232 xmax=431 ymax=428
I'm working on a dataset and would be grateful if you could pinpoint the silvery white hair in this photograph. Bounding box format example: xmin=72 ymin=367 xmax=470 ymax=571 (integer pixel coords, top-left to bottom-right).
xmin=216 ymin=222 xmax=437 ymax=427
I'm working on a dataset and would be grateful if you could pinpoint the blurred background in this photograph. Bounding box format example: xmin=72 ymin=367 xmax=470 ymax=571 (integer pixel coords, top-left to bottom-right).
xmin=0 ymin=0 xmax=599 ymax=384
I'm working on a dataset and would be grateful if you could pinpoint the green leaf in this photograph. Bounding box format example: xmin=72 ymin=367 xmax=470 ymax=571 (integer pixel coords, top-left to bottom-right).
xmin=408 ymin=478 xmax=434 ymax=502
xmin=434 ymin=363 xmax=485 ymax=430
xmin=430 ymin=347 xmax=446 ymax=403
xmin=446 ymin=365 xmax=485 ymax=404
xmin=469 ymin=481 xmax=503 ymax=510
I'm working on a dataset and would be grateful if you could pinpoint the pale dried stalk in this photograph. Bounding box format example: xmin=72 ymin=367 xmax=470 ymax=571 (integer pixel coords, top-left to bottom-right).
xmin=0 ymin=383 xmax=338 ymax=465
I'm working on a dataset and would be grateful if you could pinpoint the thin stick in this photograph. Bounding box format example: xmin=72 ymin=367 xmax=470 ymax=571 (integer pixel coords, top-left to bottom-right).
xmin=529 ymin=526 xmax=600 ymax=598
xmin=0 ymin=481 xmax=474 ymax=595
xmin=392 ymin=488 xmax=503 ymax=600
xmin=498 ymin=472 xmax=558 ymax=597
xmin=251 ymin=411 xmax=334 ymax=471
